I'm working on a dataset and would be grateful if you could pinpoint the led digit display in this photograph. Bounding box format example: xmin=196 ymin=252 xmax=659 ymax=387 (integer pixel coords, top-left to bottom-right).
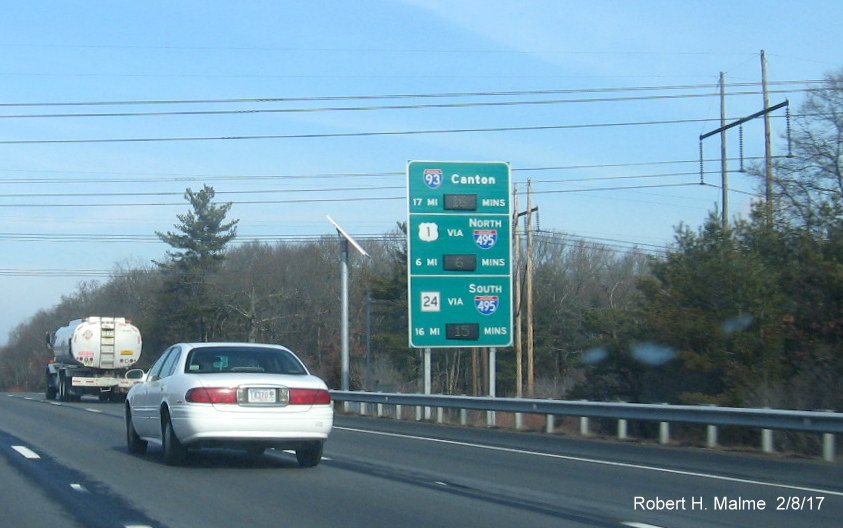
xmin=443 ymin=254 xmax=477 ymax=271
xmin=443 ymin=194 xmax=478 ymax=211
xmin=446 ymin=323 xmax=480 ymax=340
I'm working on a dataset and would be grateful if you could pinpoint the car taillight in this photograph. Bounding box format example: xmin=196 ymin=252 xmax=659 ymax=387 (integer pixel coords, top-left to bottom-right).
xmin=288 ymin=388 xmax=332 ymax=405
xmin=186 ymin=387 xmax=237 ymax=404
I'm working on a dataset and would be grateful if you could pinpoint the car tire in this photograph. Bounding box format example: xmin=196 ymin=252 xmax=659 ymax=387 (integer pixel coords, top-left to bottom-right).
xmin=126 ymin=409 xmax=148 ymax=455
xmin=162 ymin=415 xmax=187 ymax=466
xmin=295 ymin=442 xmax=323 ymax=468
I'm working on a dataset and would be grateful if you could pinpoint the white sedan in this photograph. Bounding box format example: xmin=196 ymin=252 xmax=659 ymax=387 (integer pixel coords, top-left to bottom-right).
xmin=125 ymin=342 xmax=333 ymax=467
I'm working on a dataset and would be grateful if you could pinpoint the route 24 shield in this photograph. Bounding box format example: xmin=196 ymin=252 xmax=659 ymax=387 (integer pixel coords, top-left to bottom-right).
xmin=475 ymin=295 xmax=499 ymax=315
xmin=473 ymin=229 xmax=498 ymax=249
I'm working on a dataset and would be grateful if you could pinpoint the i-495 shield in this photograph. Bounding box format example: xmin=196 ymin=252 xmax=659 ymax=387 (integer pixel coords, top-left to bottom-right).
xmin=473 ymin=229 xmax=498 ymax=249
xmin=475 ymin=295 xmax=499 ymax=315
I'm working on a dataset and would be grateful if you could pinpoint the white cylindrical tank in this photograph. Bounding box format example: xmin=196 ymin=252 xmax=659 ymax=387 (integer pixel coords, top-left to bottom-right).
xmin=52 ymin=317 xmax=142 ymax=370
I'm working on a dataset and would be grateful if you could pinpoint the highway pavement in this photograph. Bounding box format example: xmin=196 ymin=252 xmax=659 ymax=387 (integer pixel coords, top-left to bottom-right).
xmin=1 ymin=392 xmax=841 ymax=528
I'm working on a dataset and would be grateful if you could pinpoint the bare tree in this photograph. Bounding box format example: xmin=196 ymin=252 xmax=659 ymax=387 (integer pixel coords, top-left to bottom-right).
xmin=766 ymin=71 xmax=843 ymax=228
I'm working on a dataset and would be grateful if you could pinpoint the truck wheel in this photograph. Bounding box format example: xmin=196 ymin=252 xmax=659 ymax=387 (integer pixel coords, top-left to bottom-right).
xmin=58 ymin=372 xmax=78 ymax=402
xmin=162 ymin=415 xmax=187 ymax=466
xmin=62 ymin=377 xmax=78 ymax=402
xmin=45 ymin=375 xmax=57 ymax=400
xmin=125 ymin=408 xmax=148 ymax=455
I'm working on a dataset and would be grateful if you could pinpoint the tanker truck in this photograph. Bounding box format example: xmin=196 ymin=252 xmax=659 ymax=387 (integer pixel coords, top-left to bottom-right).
xmin=45 ymin=317 xmax=143 ymax=402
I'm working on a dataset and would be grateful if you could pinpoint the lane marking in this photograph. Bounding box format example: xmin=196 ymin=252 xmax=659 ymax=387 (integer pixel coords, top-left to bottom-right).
xmin=11 ymin=445 xmax=41 ymax=459
xmin=335 ymin=426 xmax=843 ymax=497
xmin=85 ymin=408 xmax=103 ymax=414
xmin=623 ymin=523 xmax=665 ymax=528
xmin=70 ymin=483 xmax=89 ymax=493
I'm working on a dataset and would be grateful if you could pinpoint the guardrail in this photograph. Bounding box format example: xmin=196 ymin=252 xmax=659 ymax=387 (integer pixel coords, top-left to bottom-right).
xmin=330 ymin=391 xmax=842 ymax=462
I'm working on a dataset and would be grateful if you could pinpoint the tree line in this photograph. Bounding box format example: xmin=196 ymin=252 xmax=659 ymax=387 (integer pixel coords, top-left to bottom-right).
xmin=1 ymin=72 xmax=840 ymax=413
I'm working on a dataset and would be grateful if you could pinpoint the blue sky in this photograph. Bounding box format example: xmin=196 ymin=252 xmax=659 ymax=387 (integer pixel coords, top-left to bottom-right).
xmin=1 ymin=1 xmax=841 ymax=344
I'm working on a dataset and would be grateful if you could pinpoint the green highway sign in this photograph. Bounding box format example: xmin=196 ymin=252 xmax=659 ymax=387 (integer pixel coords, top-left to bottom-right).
xmin=409 ymin=215 xmax=511 ymax=275
xmin=407 ymin=161 xmax=513 ymax=348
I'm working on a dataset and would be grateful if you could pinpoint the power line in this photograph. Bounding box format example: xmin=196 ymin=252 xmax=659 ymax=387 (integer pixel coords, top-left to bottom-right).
xmin=0 ymin=229 xmax=666 ymax=277
xmin=0 ymin=44 xmax=780 ymax=55
xmin=0 ymin=90 xmax=811 ymax=120
xmin=0 ymin=179 xmax=738 ymax=206
xmin=0 ymin=109 xmax=804 ymax=145
xmin=0 ymin=117 xmax=728 ymax=145
xmin=0 ymin=195 xmax=405 ymax=208
xmin=0 ymin=171 xmax=725 ymax=199
xmin=0 ymin=232 xmax=396 ymax=243
xmin=0 ymin=160 xmax=769 ymax=206
xmin=534 ymin=182 xmax=714 ymax=194
xmin=0 ymin=185 xmax=402 ymax=199
xmin=0 ymin=80 xmax=822 ymax=108
xmin=0 ymin=268 xmax=116 ymax=277
xmin=528 ymin=170 xmax=707 ymax=184
xmin=0 ymin=156 xmax=770 ymax=184
xmin=0 ymin=169 xmax=400 ymax=184
xmin=532 ymin=231 xmax=669 ymax=256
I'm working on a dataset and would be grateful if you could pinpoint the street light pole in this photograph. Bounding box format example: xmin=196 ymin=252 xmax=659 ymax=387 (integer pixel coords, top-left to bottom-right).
xmin=327 ymin=216 xmax=369 ymax=392
xmin=339 ymin=237 xmax=350 ymax=391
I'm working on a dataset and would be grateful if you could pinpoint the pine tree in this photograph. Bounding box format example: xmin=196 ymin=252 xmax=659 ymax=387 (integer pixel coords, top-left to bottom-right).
xmin=154 ymin=185 xmax=239 ymax=342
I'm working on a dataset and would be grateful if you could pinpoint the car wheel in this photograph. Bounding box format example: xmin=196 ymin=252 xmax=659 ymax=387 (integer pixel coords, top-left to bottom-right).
xmin=125 ymin=408 xmax=148 ymax=455
xmin=295 ymin=442 xmax=323 ymax=468
xmin=162 ymin=415 xmax=187 ymax=466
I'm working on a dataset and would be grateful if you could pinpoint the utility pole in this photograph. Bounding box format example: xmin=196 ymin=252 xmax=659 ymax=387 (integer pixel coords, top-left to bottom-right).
xmin=761 ymin=49 xmax=774 ymax=222
xmin=525 ymin=179 xmax=535 ymax=398
xmin=719 ymin=72 xmax=729 ymax=229
xmin=699 ymin=57 xmax=787 ymax=227
xmin=513 ymin=184 xmax=538 ymax=398
xmin=512 ymin=187 xmax=523 ymax=398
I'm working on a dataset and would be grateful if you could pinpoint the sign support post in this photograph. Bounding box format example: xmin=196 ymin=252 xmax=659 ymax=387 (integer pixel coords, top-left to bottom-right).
xmin=488 ymin=347 xmax=496 ymax=426
xmin=424 ymin=347 xmax=431 ymax=420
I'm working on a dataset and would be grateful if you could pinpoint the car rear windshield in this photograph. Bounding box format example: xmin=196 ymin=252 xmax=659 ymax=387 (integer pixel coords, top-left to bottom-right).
xmin=184 ymin=346 xmax=307 ymax=375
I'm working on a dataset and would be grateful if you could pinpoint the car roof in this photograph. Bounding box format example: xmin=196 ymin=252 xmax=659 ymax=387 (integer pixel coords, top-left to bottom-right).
xmin=177 ymin=342 xmax=293 ymax=350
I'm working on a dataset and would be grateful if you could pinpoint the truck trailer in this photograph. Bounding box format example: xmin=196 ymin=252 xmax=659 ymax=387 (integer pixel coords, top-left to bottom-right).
xmin=46 ymin=317 xmax=143 ymax=402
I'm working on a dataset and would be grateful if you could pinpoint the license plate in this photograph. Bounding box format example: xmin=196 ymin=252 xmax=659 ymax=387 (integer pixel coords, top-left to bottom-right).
xmin=247 ymin=388 xmax=276 ymax=403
